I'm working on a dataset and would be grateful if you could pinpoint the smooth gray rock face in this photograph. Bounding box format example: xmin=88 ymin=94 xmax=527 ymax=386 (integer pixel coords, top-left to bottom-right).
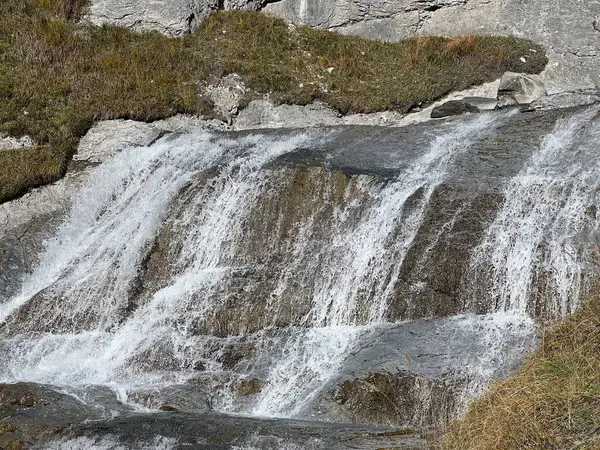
xmin=497 ymin=72 xmax=547 ymax=105
xmin=232 ymin=99 xmax=409 ymax=129
xmin=265 ymin=0 xmax=467 ymax=35
xmin=86 ymin=0 xmax=269 ymax=36
xmin=86 ymin=0 xmax=218 ymax=36
xmin=76 ymin=119 xmax=165 ymax=164
xmin=462 ymin=96 xmax=498 ymax=111
xmin=265 ymin=0 xmax=600 ymax=93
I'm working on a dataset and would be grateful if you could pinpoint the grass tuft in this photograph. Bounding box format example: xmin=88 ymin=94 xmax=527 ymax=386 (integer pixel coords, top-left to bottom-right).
xmin=443 ymin=295 xmax=600 ymax=450
xmin=0 ymin=3 xmax=547 ymax=204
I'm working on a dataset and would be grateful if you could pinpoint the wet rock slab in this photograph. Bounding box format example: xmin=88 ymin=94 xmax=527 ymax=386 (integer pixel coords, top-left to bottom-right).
xmin=51 ymin=413 xmax=426 ymax=449
xmin=0 ymin=382 xmax=426 ymax=449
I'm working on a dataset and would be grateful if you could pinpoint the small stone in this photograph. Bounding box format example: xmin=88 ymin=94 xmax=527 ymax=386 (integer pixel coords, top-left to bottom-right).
xmin=327 ymin=67 xmax=335 ymax=73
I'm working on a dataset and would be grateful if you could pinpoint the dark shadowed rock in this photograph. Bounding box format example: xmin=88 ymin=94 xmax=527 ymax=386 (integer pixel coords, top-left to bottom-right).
xmin=462 ymin=96 xmax=498 ymax=110
xmin=329 ymin=371 xmax=454 ymax=427
xmin=430 ymin=100 xmax=480 ymax=118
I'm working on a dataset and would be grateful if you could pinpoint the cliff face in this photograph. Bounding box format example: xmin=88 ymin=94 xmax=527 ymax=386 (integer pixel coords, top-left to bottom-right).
xmin=85 ymin=0 xmax=269 ymax=35
xmin=85 ymin=0 xmax=599 ymax=94
xmin=264 ymin=0 xmax=600 ymax=93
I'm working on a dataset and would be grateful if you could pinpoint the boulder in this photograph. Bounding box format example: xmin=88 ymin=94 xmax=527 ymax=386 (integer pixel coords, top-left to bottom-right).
xmin=497 ymin=72 xmax=547 ymax=105
xmin=430 ymin=100 xmax=479 ymax=119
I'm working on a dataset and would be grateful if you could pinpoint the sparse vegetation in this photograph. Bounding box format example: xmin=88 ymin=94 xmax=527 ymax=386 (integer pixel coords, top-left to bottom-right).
xmin=0 ymin=0 xmax=547 ymax=203
xmin=443 ymin=295 xmax=600 ymax=450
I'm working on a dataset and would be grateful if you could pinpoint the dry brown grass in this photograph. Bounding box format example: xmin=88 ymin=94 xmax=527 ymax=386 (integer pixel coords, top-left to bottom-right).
xmin=442 ymin=35 xmax=477 ymax=53
xmin=0 ymin=2 xmax=547 ymax=204
xmin=443 ymin=295 xmax=600 ymax=450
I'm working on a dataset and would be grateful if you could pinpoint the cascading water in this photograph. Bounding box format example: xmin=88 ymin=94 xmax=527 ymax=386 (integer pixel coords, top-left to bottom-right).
xmin=466 ymin=106 xmax=600 ymax=317
xmin=244 ymin=112 xmax=511 ymax=418
xmin=1 ymin=105 xmax=600 ymax=448
xmin=0 ymin=130 xmax=314 ymax=387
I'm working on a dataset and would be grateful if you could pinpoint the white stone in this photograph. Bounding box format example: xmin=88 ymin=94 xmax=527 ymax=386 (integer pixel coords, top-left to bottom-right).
xmin=202 ymin=74 xmax=247 ymax=124
xmin=0 ymin=135 xmax=34 ymax=151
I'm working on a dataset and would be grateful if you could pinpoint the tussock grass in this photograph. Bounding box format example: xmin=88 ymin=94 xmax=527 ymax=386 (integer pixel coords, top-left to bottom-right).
xmin=0 ymin=2 xmax=547 ymax=203
xmin=443 ymin=295 xmax=600 ymax=450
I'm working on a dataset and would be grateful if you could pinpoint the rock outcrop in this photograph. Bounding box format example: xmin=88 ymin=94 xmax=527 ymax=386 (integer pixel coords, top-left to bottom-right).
xmin=264 ymin=0 xmax=600 ymax=93
xmin=85 ymin=0 xmax=272 ymax=36
xmin=85 ymin=0 xmax=599 ymax=95
xmin=0 ymin=382 xmax=425 ymax=449
xmin=2 ymin=104 xmax=600 ymax=441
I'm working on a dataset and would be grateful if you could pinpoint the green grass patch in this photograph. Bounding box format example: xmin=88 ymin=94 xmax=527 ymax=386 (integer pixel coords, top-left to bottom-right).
xmin=0 ymin=1 xmax=547 ymax=204
xmin=443 ymin=295 xmax=600 ymax=450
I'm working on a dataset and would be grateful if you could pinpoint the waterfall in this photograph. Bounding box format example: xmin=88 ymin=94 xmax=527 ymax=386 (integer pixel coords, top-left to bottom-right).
xmin=1 ymin=106 xmax=599 ymax=431
xmin=245 ymin=112 xmax=511 ymax=418
xmin=0 ymin=130 xmax=314 ymax=387
xmin=466 ymin=106 xmax=600 ymax=317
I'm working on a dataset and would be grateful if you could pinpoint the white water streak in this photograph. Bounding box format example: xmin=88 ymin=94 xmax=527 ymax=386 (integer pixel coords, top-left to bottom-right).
xmin=468 ymin=106 xmax=600 ymax=315
xmin=0 ymin=131 xmax=312 ymax=388
xmin=249 ymin=112 xmax=511 ymax=418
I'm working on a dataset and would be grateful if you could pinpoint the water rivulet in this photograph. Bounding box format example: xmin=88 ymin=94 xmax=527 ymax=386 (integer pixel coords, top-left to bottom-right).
xmin=1 ymin=106 xmax=599 ymax=449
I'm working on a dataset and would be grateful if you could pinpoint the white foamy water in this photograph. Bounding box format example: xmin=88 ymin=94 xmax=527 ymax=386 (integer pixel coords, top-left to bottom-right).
xmin=452 ymin=310 xmax=535 ymax=409
xmin=467 ymin=106 xmax=600 ymax=316
xmin=247 ymin=112 xmax=512 ymax=418
xmin=1 ymin=106 xmax=598 ymax=429
xmin=0 ymin=130 xmax=313 ymax=388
